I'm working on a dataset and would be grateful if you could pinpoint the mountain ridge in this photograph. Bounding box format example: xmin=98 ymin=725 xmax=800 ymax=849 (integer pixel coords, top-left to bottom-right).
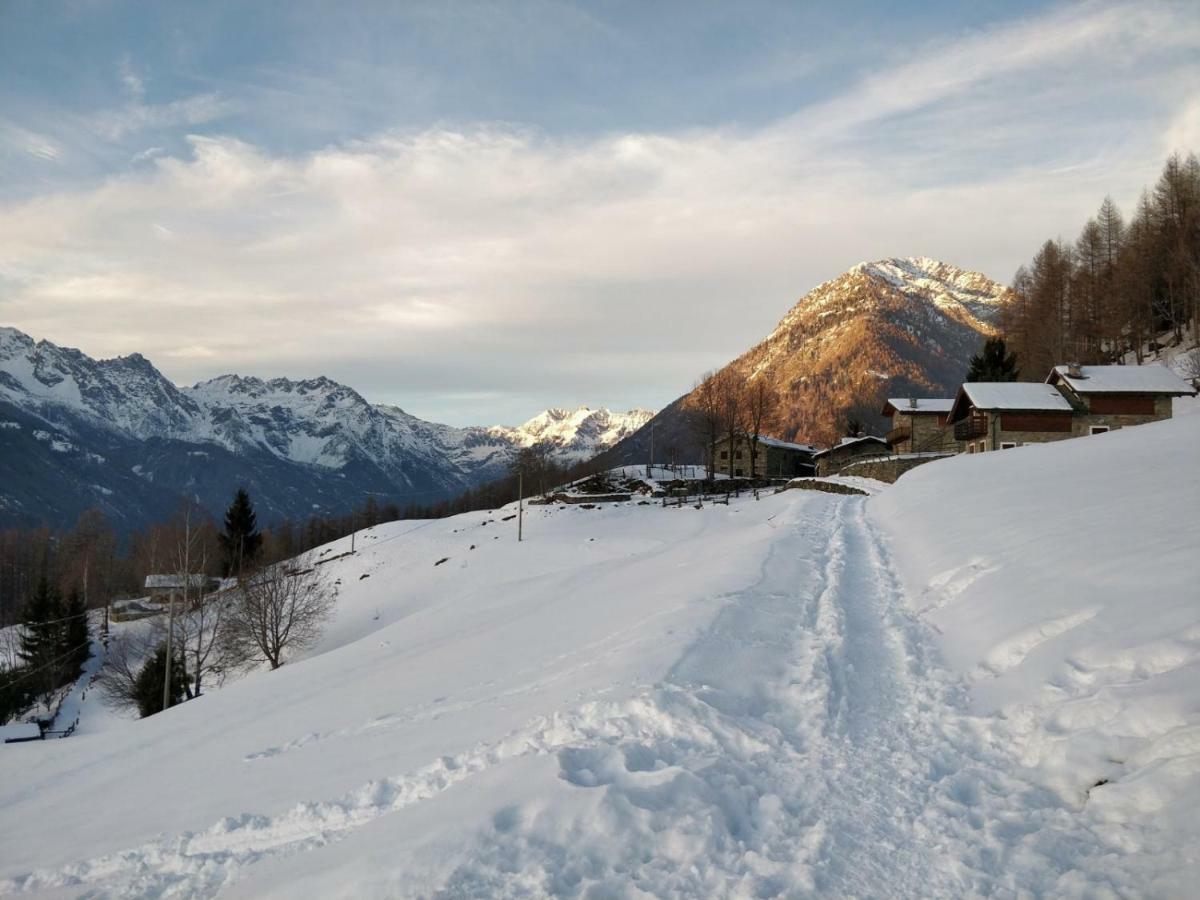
xmin=0 ymin=326 xmax=650 ymax=531
xmin=598 ymin=256 xmax=1009 ymax=466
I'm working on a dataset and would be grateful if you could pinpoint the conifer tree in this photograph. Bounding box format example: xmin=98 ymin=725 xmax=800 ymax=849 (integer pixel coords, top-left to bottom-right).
xmin=219 ymin=488 xmax=263 ymax=576
xmin=18 ymin=577 xmax=64 ymax=703
xmin=134 ymin=644 xmax=187 ymax=718
xmin=60 ymin=589 xmax=91 ymax=676
xmin=966 ymin=338 xmax=1020 ymax=382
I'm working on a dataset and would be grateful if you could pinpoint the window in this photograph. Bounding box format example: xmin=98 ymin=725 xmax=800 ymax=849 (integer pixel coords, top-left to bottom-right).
xmin=1089 ymin=425 xmax=1110 ymax=435
xmin=720 ymin=450 xmax=728 ymax=460
xmin=1000 ymin=442 xmax=1017 ymax=450
xmin=735 ymin=468 xmax=744 ymax=477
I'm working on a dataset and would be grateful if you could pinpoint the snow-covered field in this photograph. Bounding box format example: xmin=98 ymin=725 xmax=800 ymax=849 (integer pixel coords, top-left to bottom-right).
xmin=0 ymin=404 xmax=1197 ymax=897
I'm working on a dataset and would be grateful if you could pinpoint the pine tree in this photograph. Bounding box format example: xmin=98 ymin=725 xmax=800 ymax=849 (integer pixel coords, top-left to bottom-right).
xmin=60 ymin=589 xmax=91 ymax=676
xmin=219 ymin=488 xmax=263 ymax=576
xmin=134 ymin=645 xmax=187 ymax=718
xmin=18 ymin=577 xmax=65 ymax=704
xmin=966 ymin=338 xmax=1020 ymax=382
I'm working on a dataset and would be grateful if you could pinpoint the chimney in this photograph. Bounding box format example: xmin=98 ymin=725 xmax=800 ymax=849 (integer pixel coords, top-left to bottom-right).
xmin=908 ymin=398 xmax=918 ymax=409
xmin=1067 ymin=362 xmax=1083 ymax=378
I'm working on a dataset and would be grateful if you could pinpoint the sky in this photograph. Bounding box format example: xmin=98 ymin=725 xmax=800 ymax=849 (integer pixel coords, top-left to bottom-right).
xmin=1 ymin=0 xmax=1198 ymax=426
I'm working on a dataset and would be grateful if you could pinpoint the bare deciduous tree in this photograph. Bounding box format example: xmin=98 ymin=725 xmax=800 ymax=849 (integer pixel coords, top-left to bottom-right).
xmin=224 ymin=557 xmax=333 ymax=670
xmin=96 ymin=626 xmax=158 ymax=712
xmin=685 ymin=371 xmax=724 ymax=480
xmin=745 ymin=378 xmax=779 ymax=479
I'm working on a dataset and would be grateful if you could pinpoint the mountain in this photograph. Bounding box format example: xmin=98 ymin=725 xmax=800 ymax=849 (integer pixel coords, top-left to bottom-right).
xmin=0 ymin=327 xmax=650 ymax=532
xmin=598 ymin=257 xmax=1009 ymax=465
xmin=488 ymin=407 xmax=654 ymax=462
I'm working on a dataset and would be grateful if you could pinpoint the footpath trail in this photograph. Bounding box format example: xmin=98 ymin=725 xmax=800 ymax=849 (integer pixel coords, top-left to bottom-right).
xmin=435 ymin=493 xmax=1114 ymax=897
xmin=3 ymin=493 xmax=1112 ymax=898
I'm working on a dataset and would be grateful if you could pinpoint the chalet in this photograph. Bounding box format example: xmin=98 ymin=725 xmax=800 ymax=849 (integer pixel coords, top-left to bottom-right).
xmin=880 ymin=398 xmax=955 ymax=454
xmin=713 ymin=434 xmax=817 ymax=479
xmin=813 ymin=435 xmax=889 ymax=476
xmin=946 ymin=382 xmax=1075 ymax=453
xmin=1045 ymin=363 xmax=1196 ymax=435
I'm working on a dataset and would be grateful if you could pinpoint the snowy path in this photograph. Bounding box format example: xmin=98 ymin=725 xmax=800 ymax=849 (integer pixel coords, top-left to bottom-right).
xmin=1 ymin=495 xmax=1128 ymax=897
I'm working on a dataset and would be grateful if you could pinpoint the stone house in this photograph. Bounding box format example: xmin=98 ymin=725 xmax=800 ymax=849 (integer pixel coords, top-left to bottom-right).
xmin=144 ymin=574 xmax=221 ymax=606
xmin=880 ymin=398 xmax=955 ymax=453
xmin=1045 ymin=363 xmax=1196 ymax=435
xmin=813 ymin=435 xmax=889 ymax=476
xmin=713 ymin=434 xmax=817 ymax=478
xmin=946 ymin=382 xmax=1077 ymax=453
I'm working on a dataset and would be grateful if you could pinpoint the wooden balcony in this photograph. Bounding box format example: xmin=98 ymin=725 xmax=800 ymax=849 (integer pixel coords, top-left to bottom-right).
xmin=954 ymin=415 xmax=987 ymax=440
xmin=885 ymin=425 xmax=910 ymax=446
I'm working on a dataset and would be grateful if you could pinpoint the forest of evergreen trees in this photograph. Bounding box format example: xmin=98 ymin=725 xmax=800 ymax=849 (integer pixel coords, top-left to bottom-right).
xmin=1003 ymin=152 xmax=1200 ymax=378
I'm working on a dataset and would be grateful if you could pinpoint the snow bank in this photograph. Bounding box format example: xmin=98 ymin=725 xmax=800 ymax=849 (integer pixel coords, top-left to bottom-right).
xmin=872 ymin=412 xmax=1200 ymax=891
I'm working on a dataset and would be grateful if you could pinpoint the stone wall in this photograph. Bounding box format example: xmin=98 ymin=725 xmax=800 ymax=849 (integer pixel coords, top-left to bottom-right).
xmin=838 ymin=454 xmax=951 ymax=483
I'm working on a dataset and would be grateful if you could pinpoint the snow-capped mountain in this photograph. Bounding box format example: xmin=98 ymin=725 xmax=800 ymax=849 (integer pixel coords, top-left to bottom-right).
xmin=488 ymin=407 xmax=654 ymax=462
xmin=599 ymin=257 xmax=1010 ymax=463
xmin=0 ymin=326 xmax=650 ymax=531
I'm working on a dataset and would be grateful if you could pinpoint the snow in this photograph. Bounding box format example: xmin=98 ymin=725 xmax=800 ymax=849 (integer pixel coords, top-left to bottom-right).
xmin=0 ymin=723 xmax=40 ymax=743
xmin=754 ymin=435 xmax=817 ymax=452
xmin=883 ymin=397 xmax=954 ymax=414
xmin=0 ymin=410 xmax=1196 ymax=896
xmin=958 ymin=381 xmax=1074 ymax=412
xmin=1048 ymin=363 xmax=1197 ymax=395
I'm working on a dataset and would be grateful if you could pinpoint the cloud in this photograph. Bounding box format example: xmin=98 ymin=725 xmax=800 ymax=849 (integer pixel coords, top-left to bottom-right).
xmin=1163 ymin=97 xmax=1200 ymax=155
xmin=91 ymin=92 xmax=238 ymax=141
xmin=0 ymin=0 xmax=1197 ymax=425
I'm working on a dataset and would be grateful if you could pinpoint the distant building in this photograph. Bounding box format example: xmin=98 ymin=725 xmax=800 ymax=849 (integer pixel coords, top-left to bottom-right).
xmin=880 ymin=398 xmax=955 ymax=453
xmin=813 ymin=435 xmax=889 ymax=476
xmin=946 ymin=382 xmax=1076 ymax=453
xmin=713 ymin=434 xmax=817 ymax=479
xmin=1045 ymin=363 xmax=1196 ymax=435
xmin=144 ymin=574 xmax=221 ymax=605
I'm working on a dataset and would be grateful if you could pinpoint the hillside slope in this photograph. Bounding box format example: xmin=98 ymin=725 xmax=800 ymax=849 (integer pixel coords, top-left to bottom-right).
xmin=1 ymin=404 xmax=1195 ymax=896
xmin=601 ymin=257 xmax=1006 ymax=465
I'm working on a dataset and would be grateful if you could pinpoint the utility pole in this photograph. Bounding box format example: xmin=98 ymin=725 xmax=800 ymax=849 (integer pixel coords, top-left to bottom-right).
xmin=162 ymin=589 xmax=175 ymax=711
xmin=518 ymin=471 xmax=524 ymax=542
xmin=350 ymin=510 xmax=356 ymax=554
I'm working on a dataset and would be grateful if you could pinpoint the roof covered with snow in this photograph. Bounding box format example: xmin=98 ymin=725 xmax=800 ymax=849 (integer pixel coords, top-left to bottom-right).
xmin=881 ymin=398 xmax=954 ymax=416
xmin=1047 ymin=364 xmax=1197 ymax=396
xmin=952 ymin=383 xmax=1074 ymax=418
xmin=144 ymin=574 xmax=212 ymax=589
xmin=756 ymin=436 xmax=818 ymax=453
xmin=812 ymin=435 xmax=888 ymax=457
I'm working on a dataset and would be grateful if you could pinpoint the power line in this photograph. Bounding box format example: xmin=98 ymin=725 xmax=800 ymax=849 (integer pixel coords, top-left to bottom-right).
xmin=3 ymin=607 xmax=94 ymax=630
xmin=1 ymin=641 xmax=93 ymax=687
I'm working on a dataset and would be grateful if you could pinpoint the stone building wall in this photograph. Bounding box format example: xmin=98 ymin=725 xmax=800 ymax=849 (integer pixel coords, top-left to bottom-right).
xmin=1069 ymin=395 xmax=1173 ymax=436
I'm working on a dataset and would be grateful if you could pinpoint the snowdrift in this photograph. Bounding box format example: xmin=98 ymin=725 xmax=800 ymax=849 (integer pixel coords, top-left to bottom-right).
xmin=873 ymin=403 xmax=1200 ymax=892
